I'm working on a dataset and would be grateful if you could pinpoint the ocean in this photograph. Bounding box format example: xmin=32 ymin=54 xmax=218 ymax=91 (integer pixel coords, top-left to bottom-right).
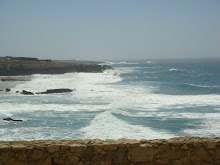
xmin=0 ymin=58 xmax=220 ymax=141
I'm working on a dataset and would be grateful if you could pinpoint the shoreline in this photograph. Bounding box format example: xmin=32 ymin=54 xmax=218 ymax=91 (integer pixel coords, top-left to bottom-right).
xmin=0 ymin=56 xmax=112 ymax=76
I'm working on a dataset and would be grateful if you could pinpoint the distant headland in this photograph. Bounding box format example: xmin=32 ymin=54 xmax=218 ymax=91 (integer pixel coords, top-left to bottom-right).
xmin=0 ymin=56 xmax=112 ymax=76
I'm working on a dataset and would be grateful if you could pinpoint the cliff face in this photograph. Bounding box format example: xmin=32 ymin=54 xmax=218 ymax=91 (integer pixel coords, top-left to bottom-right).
xmin=0 ymin=57 xmax=112 ymax=76
xmin=0 ymin=137 xmax=219 ymax=165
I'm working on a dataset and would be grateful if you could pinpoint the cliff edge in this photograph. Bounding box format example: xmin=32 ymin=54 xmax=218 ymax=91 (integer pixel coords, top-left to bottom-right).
xmin=0 ymin=56 xmax=112 ymax=76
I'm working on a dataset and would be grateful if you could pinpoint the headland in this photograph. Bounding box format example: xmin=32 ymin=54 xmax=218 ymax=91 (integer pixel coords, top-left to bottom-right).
xmin=0 ymin=56 xmax=112 ymax=76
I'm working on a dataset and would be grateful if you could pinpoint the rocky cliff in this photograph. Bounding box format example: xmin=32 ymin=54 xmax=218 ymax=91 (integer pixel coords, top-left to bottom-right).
xmin=0 ymin=57 xmax=112 ymax=76
xmin=0 ymin=137 xmax=219 ymax=165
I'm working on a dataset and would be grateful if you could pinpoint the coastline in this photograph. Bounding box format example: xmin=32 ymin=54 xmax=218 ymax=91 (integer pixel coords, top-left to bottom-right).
xmin=0 ymin=56 xmax=112 ymax=76
xmin=0 ymin=56 xmax=112 ymax=92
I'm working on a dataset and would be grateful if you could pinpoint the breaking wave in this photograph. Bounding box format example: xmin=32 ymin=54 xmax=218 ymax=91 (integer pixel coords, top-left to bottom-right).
xmin=169 ymin=68 xmax=185 ymax=72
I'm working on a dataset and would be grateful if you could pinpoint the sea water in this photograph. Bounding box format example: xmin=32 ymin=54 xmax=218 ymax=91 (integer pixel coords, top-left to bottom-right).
xmin=0 ymin=58 xmax=220 ymax=140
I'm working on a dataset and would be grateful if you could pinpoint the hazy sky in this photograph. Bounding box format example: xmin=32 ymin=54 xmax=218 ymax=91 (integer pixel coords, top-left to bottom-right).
xmin=0 ymin=0 xmax=220 ymax=60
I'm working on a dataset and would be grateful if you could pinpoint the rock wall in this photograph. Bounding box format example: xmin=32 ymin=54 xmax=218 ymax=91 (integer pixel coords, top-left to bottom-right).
xmin=0 ymin=137 xmax=219 ymax=165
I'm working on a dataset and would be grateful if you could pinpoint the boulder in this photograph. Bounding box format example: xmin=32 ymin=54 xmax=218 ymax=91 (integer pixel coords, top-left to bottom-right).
xmin=36 ymin=88 xmax=73 ymax=94
xmin=6 ymin=88 xmax=11 ymax=92
xmin=21 ymin=90 xmax=34 ymax=95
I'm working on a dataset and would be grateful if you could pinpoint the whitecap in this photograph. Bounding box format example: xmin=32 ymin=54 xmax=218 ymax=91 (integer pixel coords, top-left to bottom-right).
xmin=186 ymin=83 xmax=220 ymax=88
xmin=146 ymin=61 xmax=153 ymax=64
xmin=80 ymin=111 xmax=174 ymax=140
xmin=169 ymin=68 xmax=185 ymax=72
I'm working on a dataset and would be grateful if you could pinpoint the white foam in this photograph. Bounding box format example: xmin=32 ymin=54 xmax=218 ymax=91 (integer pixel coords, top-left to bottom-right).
xmin=169 ymin=68 xmax=185 ymax=72
xmin=10 ymin=69 xmax=122 ymax=93
xmin=186 ymin=83 xmax=220 ymax=88
xmin=146 ymin=61 xmax=153 ymax=64
xmin=0 ymin=126 xmax=80 ymax=141
xmin=4 ymin=70 xmax=220 ymax=114
xmin=183 ymin=118 xmax=220 ymax=137
xmin=104 ymin=61 xmax=139 ymax=65
xmin=7 ymin=69 xmax=219 ymax=115
xmin=80 ymin=111 xmax=174 ymax=140
xmin=102 ymin=89 xmax=220 ymax=112
xmin=1 ymin=66 xmax=220 ymax=139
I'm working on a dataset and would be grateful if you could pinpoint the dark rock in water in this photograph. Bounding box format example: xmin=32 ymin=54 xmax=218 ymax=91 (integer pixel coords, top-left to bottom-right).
xmin=21 ymin=90 xmax=34 ymax=95
xmin=3 ymin=117 xmax=13 ymax=121
xmin=1 ymin=78 xmax=26 ymax=82
xmin=1 ymin=78 xmax=15 ymax=81
xmin=36 ymin=88 xmax=73 ymax=94
xmin=3 ymin=117 xmax=22 ymax=122
xmin=0 ymin=89 xmax=3 ymax=91
xmin=16 ymin=91 xmax=20 ymax=93
xmin=6 ymin=88 xmax=11 ymax=92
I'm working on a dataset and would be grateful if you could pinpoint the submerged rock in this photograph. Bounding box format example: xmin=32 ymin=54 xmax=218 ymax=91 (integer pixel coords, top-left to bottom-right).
xmin=21 ymin=90 xmax=34 ymax=95
xmin=6 ymin=88 xmax=11 ymax=92
xmin=3 ymin=117 xmax=23 ymax=122
xmin=36 ymin=88 xmax=73 ymax=94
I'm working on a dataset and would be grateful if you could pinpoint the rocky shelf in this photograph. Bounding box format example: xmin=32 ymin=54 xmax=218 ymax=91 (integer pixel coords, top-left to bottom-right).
xmin=0 ymin=56 xmax=112 ymax=76
xmin=0 ymin=137 xmax=220 ymax=165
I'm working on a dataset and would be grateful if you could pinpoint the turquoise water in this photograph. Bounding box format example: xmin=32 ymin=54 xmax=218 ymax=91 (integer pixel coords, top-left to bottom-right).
xmin=0 ymin=58 xmax=220 ymax=140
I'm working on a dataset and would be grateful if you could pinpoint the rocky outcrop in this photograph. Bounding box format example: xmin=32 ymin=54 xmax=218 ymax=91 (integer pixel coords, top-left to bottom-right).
xmin=19 ymin=89 xmax=74 ymax=95
xmin=1 ymin=78 xmax=26 ymax=82
xmin=102 ymin=65 xmax=113 ymax=70
xmin=3 ymin=117 xmax=22 ymax=122
xmin=36 ymin=88 xmax=73 ymax=94
xmin=21 ymin=90 xmax=34 ymax=95
xmin=0 ymin=137 xmax=219 ymax=165
xmin=0 ymin=57 xmax=113 ymax=76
